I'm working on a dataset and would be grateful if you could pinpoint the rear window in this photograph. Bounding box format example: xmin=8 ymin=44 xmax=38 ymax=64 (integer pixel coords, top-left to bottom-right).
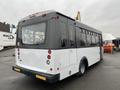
xmin=22 ymin=23 xmax=46 ymax=45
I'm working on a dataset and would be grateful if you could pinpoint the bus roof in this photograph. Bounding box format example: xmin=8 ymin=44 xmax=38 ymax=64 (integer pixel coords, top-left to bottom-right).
xmin=20 ymin=10 xmax=56 ymax=21
xmin=20 ymin=10 xmax=102 ymax=34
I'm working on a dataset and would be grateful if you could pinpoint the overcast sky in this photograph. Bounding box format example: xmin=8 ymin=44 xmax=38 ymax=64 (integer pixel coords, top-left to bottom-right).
xmin=0 ymin=0 xmax=120 ymax=37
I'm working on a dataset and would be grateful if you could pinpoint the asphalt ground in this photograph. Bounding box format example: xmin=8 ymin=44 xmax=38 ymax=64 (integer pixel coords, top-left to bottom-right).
xmin=0 ymin=49 xmax=120 ymax=90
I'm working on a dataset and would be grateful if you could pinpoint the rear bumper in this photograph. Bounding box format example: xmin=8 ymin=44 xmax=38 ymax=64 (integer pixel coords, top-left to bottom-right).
xmin=12 ymin=66 xmax=60 ymax=83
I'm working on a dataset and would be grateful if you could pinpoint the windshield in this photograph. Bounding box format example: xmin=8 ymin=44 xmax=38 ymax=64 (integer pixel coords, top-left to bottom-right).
xmin=22 ymin=23 xmax=46 ymax=45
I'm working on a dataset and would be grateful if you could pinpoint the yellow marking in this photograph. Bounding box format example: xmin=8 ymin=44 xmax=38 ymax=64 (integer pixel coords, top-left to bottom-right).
xmin=36 ymin=75 xmax=46 ymax=81
xmin=76 ymin=11 xmax=81 ymax=21
xmin=14 ymin=68 xmax=21 ymax=72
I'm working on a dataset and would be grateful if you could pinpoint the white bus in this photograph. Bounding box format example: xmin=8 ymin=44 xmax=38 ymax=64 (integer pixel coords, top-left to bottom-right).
xmin=13 ymin=10 xmax=103 ymax=83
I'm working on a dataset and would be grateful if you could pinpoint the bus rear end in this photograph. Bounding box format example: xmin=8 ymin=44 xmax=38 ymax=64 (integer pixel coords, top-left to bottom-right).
xmin=12 ymin=11 xmax=60 ymax=83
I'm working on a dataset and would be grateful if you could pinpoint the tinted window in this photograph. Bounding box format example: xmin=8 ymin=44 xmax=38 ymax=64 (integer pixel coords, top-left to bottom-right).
xmin=86 ymin=31 xmax=92 ymax=46
xmin=60 ymin=22 xmax=68 ymax=48
xmin=76 ymin=27 xmax=81 ymax=47
xmin=22 ymin=23 xmax=46 ymax=45
xmin=68 ymin=25 xmax=76 ymax=47
xmin=91 ymin=32 xmax=96 ymax=46
xmin=81 ymin=29 xmax=87 ymax=46
xmin=99 ymin=34 xmax=102 ymax=46
xmin=95 ymin=33 xmax=99 ymax=46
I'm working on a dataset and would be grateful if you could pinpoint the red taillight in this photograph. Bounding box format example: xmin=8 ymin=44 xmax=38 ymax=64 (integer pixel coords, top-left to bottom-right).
xmin=48 ymin=49 xmax=51 ymax=54
xmin=47 ymin=49 xmax=51 ymax=59
xmin=51 ymin=16 xmax=59 ymax=20
xmin=47 ymin=49 xmax=51 ymax=65
xmin=47 ymin=55 xmax=51 ymax=59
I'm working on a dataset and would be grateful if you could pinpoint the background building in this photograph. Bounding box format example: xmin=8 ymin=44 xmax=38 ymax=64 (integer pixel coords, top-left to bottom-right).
xmin=0 ymin=22 xmax=10 ymax=32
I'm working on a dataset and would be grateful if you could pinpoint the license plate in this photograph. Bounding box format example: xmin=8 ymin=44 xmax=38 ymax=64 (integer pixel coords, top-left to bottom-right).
xmin=36 ymin=75 xmax=46 ymax=81
xmin=14 ymin=68 xmax=21 ymax=72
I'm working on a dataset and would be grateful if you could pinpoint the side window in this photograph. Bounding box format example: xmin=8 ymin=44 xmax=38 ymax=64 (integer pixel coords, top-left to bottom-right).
xmin=91 ymin=32 xmax=96 ymax=46
xmin=60 ymin=22 xmax=68 ymax=48
xmin=68 ymin=25 xmax=76 ymax=47
xmin=81 ymin=29 xmax=87 ymax=47
xmin=17 ymin=26 xmax=22 ymax=44
xmin=86 ymin=31 xmax=92 ymax=46
xmin=95 ymin=33 xmax=99 ymax=46
xmin=99 ymin=34 xmax=102 ymax=46
xmin=76 ymin=27 xmax=81 ymax=47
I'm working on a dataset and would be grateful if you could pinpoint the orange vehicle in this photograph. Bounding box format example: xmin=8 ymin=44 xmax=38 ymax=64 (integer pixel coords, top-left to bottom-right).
xmin=103 ymin=43 xmax=115 ymax=54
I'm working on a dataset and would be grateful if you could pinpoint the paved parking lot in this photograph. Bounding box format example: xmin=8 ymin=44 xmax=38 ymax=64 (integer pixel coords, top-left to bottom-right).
xmin=0 ymin=49 xmax=120 ymax=90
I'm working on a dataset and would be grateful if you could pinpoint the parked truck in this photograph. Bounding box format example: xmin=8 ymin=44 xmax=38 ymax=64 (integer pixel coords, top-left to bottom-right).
xmin=113 ymin=38 xmax=120 ymax=51
xmin=0 ymin=31 xmax=16 ymax=50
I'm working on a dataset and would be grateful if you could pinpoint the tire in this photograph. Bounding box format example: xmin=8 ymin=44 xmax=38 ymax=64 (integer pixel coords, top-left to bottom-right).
xmin=77 ymin=60 xmax=86 ymax=76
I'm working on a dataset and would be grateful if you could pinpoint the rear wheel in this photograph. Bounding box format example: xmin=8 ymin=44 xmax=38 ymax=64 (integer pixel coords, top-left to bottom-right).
xmin=77 ymin=60 xmax=86 ymax=76
xmin=80 ymin=62 xmax=86 ymax=74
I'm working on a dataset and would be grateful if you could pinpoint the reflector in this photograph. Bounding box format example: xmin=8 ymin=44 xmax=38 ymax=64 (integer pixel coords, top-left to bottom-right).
xmin=47 ymin=55 xmax=51 ymax=59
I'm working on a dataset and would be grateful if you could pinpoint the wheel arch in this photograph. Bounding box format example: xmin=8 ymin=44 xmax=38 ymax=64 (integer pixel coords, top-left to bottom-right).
xmin=80 ymin=56 xmax=89 ymax=69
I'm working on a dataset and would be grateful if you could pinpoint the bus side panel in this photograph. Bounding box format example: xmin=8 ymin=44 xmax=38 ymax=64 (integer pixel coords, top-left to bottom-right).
xmin=53 ymin=50 xmax=78 ymax=80
xmin=54 ymin=47 xmax=101 ymax=80
xmin=76 ymin=47 xmax=100 ymax=67
xmin=53 ymin=49 xmax=70 ymax=80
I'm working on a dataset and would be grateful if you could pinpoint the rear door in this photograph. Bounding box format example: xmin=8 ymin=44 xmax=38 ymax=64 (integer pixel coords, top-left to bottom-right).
xmin=57 ymin=20 xmax=70 ymax=80
xmin=68 ymin=23 xmax=77 ymax=75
